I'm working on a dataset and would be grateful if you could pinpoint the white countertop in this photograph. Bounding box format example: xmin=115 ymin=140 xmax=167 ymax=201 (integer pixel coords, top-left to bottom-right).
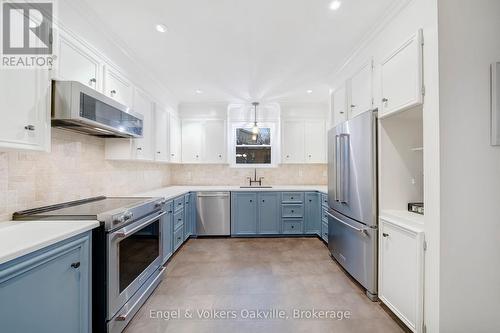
xmin=0 ymin=220 xmax=99 ymax=265
xmin=136 ymin=185 xmax=328 ymax=200
xmin=379 ymin=210 xmax=425 ymax=232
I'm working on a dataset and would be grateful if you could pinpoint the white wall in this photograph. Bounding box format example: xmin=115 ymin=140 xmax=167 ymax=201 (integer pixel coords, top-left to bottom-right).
xmin=328 ymin=0 xmax=440 ymax=331
xmin=438 ymin=1 xmax=500 ymax=332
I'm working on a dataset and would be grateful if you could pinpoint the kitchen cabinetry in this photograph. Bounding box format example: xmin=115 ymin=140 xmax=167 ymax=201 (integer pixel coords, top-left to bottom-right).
xmin=154 ymin=107 xmax=170 ymax=163
xmin=380 ymin=30 xmax=424 ymax=118
xmin=231 ymin=192 xmax=258 ymax=235
xmin=258 ymin=192 xmax=280 ymax=235
xmin=181 ymin=120 xmax=203 ymax=163
xmin=281 ymin=192 xmax=305 ymax=234
xmin=304 ymin=192 xmax=321 ymax=234
xmin=169 ymin=115 xmax=182 ymax=163
xmin=162 ymin=201 xmax=174 ymax=264
xmin=133 ymin=89 xmax=155 ymax=161
xmin=379 ymin=216 xmax=424 ymax=333
xmin=281 ymin=121 xmax=326 ymax=164
xmin=181 ymin=120 xmax=226 ymax=164
xmin=0 ymin=232 xmax=91 ymax=332
xmin=183 ymin=193 xmax=197 ymax=240
xmin=331 ymin=85 xmax=347 ymax=127
xmin=0 ymin=68 xmax=51 ymax=152
xmin=349 ymin=59 xmax=373 ymax=118
xmin=103 ymin=65 xmax=133 ymax=107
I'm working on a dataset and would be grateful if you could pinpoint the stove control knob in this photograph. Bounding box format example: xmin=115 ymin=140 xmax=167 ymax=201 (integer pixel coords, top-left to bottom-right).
xmin=113 ymin=215 xmax=125 ymax=224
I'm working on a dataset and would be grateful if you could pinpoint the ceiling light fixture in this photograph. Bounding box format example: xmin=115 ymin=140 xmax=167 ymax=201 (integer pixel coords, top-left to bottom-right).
xmin=252 ymin=102 xmax=260 ymax=134
xmin=155 ymin=24 xmax=168 ymax=33
xmin=329 ymin=0 xmax=342 ymax=10
xmin=195 ymin=89 xmax=203 ymax=94
xmin=307 ymin=90 xmax=313 ymax=94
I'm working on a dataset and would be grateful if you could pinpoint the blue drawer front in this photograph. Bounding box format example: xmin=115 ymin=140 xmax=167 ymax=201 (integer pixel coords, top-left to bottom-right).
xmin=321 ymin=194 xmax=328 ymax=207
xmin=282 ymin=204 xmax=304 ymax=218
xmin=322 ymin=206 xmax=329 ymax=222
xmin=281 ymin=192 xmax=304 ymax=203
xmin=322 ymin=221 xmax=329 ymax=242
xmin=173 ymin=227 xmax=184 ymax=251
xmin=282 ymin=219 xmax=304 ymax=234
xmin=173 ymin=210 xmax=184 ymax=230
xmin=165 ymin=200 xmax=174 ymax=213
xmin=174 ymin=196 xmax=184 ymax=212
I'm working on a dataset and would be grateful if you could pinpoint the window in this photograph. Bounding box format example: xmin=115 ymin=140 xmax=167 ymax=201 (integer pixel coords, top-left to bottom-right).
xmin=229 ymin=123 xmax=278 ymax=167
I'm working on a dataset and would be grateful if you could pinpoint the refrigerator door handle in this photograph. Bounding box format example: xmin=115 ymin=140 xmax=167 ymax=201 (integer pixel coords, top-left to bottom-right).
xmin=327 ymin=211 xmax=367 ymax=235
xmin=335 ymin=134 xmax=341 ymax=202
xmin=341 ymin=134 xmax=350 ymax=204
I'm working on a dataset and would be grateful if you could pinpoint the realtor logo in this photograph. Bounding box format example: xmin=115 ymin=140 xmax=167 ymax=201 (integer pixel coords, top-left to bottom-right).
xmin=1 ymin=1 xmax=54 ymax=68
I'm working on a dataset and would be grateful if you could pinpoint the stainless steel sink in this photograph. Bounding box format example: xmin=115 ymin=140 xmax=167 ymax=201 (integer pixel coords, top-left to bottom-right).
xmin=239 ymin=186 xmax=273 ymax=189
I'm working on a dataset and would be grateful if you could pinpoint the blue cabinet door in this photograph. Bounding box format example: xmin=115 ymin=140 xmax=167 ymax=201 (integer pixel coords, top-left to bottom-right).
xmin=0 ymin=232 xmax=91 ymax=333
xmin=258 ymin=192 xmax=280 ymax=234
xmin=162 ymin=200 xmax=174 ymax=263
xmin=231 ymin=192 xmax=258 ymax=235
xmin=305 ymin=192 xmax=321 ymax=234
xmin=184 ymin=194 xmax=191 ymax=240
xmin=189 ymin=192 xmax=197 ymax=236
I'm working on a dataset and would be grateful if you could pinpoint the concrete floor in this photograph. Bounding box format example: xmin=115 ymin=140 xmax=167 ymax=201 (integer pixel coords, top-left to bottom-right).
xmin=124 ymin=238 xmax=405 ymax=333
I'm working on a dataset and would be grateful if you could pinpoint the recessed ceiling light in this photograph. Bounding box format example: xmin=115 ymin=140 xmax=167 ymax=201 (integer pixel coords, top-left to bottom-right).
xmin=155 ymin=24 xmax=168 ymax=33
xmin=329 ymin=0 xmax=342 ymax=10
xmin=195 ymin=89 xmax=203 ymax=94
xmin=307 ymin=90 xmax=313 ymax=94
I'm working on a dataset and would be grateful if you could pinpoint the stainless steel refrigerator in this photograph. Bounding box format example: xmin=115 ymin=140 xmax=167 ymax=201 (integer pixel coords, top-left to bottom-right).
xmin=327 ymin=109 xmax=378 ymax=301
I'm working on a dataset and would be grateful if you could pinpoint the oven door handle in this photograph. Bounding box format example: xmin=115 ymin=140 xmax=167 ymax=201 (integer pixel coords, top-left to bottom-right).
xmin=114 ymin=211 xmax=166 ymax=239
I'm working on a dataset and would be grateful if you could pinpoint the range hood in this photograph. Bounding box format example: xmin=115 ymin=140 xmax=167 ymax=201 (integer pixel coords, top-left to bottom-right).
xmin=51 ymin=80 xmax=143 ymax=138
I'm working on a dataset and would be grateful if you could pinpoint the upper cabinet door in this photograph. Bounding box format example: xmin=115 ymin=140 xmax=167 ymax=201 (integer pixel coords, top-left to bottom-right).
xmin=154 ymin=107 xmax=169 ymax=163
xmin=282 ymin=121 xmax=305 ymax=164
xmin=169 ymin=115 xmax=181 ymax=163
xmin=380 ymin=30 xmax=424 ymax=118
xmin=104 ymin=66 xmax=133 ymax=107
xmin=203 ymin=120 xmax=226 ymax=164
xmin=349 ymin=59 xmax=373 ymax=118
xmin=0 ymin=68 xmax=50 ymax=152
xmin=55 ymin=32 xmax=102 ymax=90
xmin=181 ymin=120 xmax=203 ymax=163
xmin=133 ymin=89 xmax=154 ymax=161
xmin=332 ymin=85 xmax=347 ymax=128
xmin=304 ymin=121 xmax=326 ymax=163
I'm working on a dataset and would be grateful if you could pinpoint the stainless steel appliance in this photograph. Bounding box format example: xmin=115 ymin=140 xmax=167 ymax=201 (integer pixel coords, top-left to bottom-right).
xmin=51 ymin=80 xmax=143 ymax=138
xmin=327 ymin=109 xmax=378 ymax=301
xmin=13 ymin=196 xmax=167 ymax=333
xmin=196 ymin=192 xmax=230 ymax=236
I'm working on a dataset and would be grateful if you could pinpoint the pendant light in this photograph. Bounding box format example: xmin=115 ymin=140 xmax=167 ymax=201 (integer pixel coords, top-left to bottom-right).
xmin=252 ymin=102 xmax=260 ymax=134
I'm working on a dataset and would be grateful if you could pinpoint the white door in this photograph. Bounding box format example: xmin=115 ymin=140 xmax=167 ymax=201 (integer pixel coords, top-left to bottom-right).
xmin=332 ymin=85 xmax=347 ymax=127
xmin=304 ymin=121 xmax=326 ymax=163
xmin=380 ymin=30 xmax=423 ymax=118
xmin=104 ymin=66 xmax=133 ymax=107
xmin=55 ymin=33 xmax=101 ymax=90
xmin=154 ymin=107 xmax=169 ymax=163
xmin=0 ymin=68 xmax=50 ymax=151
xmin=379 ymin=219 xmax=424 ymax=332
xmin=181 ymin=120 xmax=203 ymax=163
xmin=282 ymin=121 xmax=305 ymax=164
xmin=349 ymin=60 xmax=373 ymax=117
xmin=169 ymin=115 xmax=181 ymax=163
xmin=204 ymin=120 xmax=226 ymax=163
xmin=133 ymin=90 xmax=154 ymax=161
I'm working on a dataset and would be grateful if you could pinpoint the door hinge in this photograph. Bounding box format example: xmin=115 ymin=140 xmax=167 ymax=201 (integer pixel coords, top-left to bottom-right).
xmin=423 ymin=240 xmax=428 ymax=251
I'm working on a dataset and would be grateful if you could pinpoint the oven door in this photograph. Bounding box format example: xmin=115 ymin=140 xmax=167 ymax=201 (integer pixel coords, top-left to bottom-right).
xmin=107 ymin=210 xmax=164 ymax=319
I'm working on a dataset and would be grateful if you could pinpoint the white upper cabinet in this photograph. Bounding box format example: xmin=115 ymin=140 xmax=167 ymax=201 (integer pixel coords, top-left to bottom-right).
xmin=304 ymin=121 xmax=326 ymax=163
xmin=349 ymin=59 xmax=373 ymax=118
xmin=203 ymin=120 xmax=227 ymax=163
xmin=54 ymin=32 xmax=102 ymax=90
xmin=380 ymin=30 xmax=424 ymax=118
xmin=103 ymin=65 xmax=133 ymax=107
xmin=181 ymin=120 xmax=203 ymax=163
xmin=331 ymin=85 xmax=347 ymax=128
xmin=0 ymin=68 xmax=51 ymax=152
xmin=169 ymin=115 xmax=182 ymax=163
xmin=133 ymin=89 xmax=155 ymax=161
xmin=282 ymin=121 xmax=305 ymax=164
xmin=154 ymin=107 xmax=170 ymax=163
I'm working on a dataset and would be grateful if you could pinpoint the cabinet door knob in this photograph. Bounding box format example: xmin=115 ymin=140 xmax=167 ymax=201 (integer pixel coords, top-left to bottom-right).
xmin=71 ymin=262 xmax=81 ymax=269
xmin=89 ymin=78 xmax=96 ymax=85
xmin=350 ymin=104 xmax=356 ymax=108
xmin=383 ymin=233 xmax=389 ymax=237
xmin=382 ymin=98 xmax=389 ymax=103
xmin=110 ymin=89 xmax=117 ymax=96
xmin=24 ymin=125 xmax=35 ymax=131
xmin=137 ymin=147 xmax=143 ymax=151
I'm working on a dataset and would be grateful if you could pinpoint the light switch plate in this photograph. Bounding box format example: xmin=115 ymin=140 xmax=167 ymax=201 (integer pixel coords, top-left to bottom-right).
xmin=491 ymin=62 xmax=500 ymax=145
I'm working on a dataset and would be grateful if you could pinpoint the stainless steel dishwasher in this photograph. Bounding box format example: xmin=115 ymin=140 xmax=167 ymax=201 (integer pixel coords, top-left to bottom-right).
xmin=196 ymin=192 xmax=231 ymax=236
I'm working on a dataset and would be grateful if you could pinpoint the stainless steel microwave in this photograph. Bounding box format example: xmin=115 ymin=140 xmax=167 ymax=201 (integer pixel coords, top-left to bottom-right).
xmin=51 ymin=80 xmax=143 ymax=138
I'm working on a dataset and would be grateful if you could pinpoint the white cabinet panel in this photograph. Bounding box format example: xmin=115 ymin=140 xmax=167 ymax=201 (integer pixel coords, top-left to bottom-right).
xmin=169 ymin=115 xmax=181 ymax=163
xmin=332 ymin=85 xmax=347 ymax=127
xmin=132 ymin=90 xmax=154 ymax=161
xmin=55 ymin=32 xmax=101 ymax=90
xmin=0 ymin=68 xmax=50 ymax=151
xmin=203 ymin=120 xmax=226 ymax=163
xmin=181 ymin=120 xmax=203 ymax=163
xmin=154 ymin=107 xmax=169 ymax=163
xmin=304 ymin=121 xmax=326 ymax=163
xmin=349 ymin=60 xmax=373 ymax=118
xmin=104 ymin=66 xmax=133 ymax=107
xmin=380 ymin=30 xmax=423 ymax=118
xmin=379 ymin=217 xmax=424 ymax=333
xmin=282 ymin=121 xmax=305 ymax=164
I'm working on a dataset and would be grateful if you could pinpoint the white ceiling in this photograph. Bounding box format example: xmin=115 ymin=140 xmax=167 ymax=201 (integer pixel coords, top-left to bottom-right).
xmin=81 ymin=0 xmax=397 ymax=104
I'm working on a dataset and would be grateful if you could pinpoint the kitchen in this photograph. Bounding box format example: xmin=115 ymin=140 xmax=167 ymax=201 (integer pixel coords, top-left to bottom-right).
xmin=1 ymin=0 xmax=499 ymax=333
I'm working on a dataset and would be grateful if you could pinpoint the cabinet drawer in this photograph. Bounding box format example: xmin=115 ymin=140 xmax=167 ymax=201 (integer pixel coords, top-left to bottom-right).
xmin=281 ymin=192 xmax=304 ymax=203
xmin=321 ymin=194 xmax=328 ymax=207
xmin=173 ymin=227 xmax=184 ymax=251
xmin=184 ymin=194 xmax=190 ymax=205
xmin=165 ymin=200 xmax=173 ymax=213
xmin=322 ymin=221 xmax=329 ymax=242
xmin=282 ymin=219 xmax=304 ymax=234
xmin=174 ymin=197 xmax=184 ymax=212
xmin=322 ymin=207 xmax=329 ymax=222
xmin=282 ymin=204 xmax=304 ymax=218
xmin=173 ymin=210 xmax=184 ymax=230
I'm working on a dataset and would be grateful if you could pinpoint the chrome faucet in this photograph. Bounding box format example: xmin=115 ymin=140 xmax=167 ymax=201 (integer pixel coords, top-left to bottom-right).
xmin=247 ymin=168 xmax=264 ymax=187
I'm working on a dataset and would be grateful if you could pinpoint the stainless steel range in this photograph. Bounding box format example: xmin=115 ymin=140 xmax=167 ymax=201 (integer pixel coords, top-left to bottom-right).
xmin=13 ymin=196 xmax=168 ymax=333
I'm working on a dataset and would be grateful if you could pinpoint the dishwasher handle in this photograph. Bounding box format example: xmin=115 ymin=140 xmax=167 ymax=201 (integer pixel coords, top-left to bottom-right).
xmin=196 ymin=192 xmax=230 ymax=197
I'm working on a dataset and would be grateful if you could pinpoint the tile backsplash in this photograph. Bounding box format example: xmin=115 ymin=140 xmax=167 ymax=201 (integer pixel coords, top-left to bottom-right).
xmin=0 ymin=129 xmax=171 ymax=221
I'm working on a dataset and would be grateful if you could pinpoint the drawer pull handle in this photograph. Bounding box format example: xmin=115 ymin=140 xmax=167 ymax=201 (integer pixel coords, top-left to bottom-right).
xmin=24 ymin=125 xmax=35 ymax=131
xmin=383 ymin=233 xmax=389 ymax=237
xmin=70 ymin=262 xmax=80 ymax=269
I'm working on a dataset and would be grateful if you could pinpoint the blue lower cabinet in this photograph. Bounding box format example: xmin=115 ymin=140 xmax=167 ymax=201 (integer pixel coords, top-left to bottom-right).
xmin=173 ymin=226 xmax=184 ymax=251
xmin=0 ymin=232 xmax=91 ymax=333
xmin=231 ymin=192 xmax=258 ymax=235
xmin=184 ymin=194 xmax=191 ymax=240
xmin=189 ymin=192 xmax=197 ymax=236
xmin=162 ymin=200 xmax=174 ymax=263
xmin=305 ymin=192 xmax=321 ymax=234
xmin=258 ymin=192 xmax=280 ymax=235
xmin=282 ymin=219 xmax=304 ymax=234
xmin=322 ymin=220 xmax=329 ymax=243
